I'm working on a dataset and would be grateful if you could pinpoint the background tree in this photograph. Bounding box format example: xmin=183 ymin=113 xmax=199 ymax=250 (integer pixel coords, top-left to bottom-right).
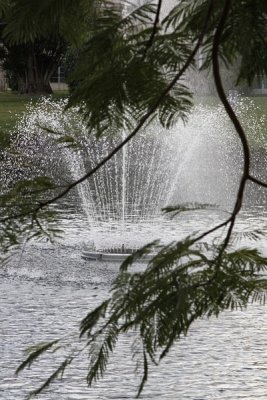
xmin=0 ymin=34 xmax=67 ymax=93
xmin=0 ymin=0 xmax=89 ymax=94
xmin=1 ymin=0 xmax=267 ymax=398
xmin=62 ymin=47 xmax=81 ymax=92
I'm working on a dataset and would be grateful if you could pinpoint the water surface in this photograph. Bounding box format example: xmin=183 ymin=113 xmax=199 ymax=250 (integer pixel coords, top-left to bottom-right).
xmin=1 ymin=207 xmax=267 ymax=400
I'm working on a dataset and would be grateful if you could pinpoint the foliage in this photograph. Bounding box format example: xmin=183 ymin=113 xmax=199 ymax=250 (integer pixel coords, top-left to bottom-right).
xmin=62 ymin=47 xmax=81 ymax=91
xmin=172 ymin=0 xmax=267 ymax=85
xmin=16 ymin=239 xmax=267 ymax=397
xmin=0 ymin=175 xmax=63 ymax=256
xmin=0 ymin=35 xmax=67 ymax=94
xmin=78 ymin=243 xmax=267 ymax=394
xmin=66 ymin=1 xmax=193 ymax=136
xmin=0 ymin=3 xmax=68 ymax=93
xmin=1 ymin=0 xmax=96 ymax=45
xmin=1 ymin=0 xmax=267 ymax=398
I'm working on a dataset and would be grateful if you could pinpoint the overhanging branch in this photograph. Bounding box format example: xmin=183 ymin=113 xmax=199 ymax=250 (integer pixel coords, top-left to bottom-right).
xmin=210 ymin=0 xmax=266 ymax=255
xmin=212 ymin=0 xmax=249 ymax=251
xmin=248 ymin=175 xmax=267 ymax=188
xmin=144 ymin=0 xmax=162 ymax=53
xmin=1 ymin=0 xmax=214 ymax=222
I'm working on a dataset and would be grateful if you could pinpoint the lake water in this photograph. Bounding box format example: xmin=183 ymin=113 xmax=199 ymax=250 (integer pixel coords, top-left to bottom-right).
xmin=1 ymin=204 xmax=267 ymax=400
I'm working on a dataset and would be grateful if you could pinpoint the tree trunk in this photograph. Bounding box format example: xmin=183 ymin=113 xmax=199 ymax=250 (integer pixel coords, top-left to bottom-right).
xmin=2 ymin=37 xmax=67 ymax=95
xmin=17 ymin=53 xmax=54 ymax=94
xmin=17 ymin=74 xmax=53 ymax=94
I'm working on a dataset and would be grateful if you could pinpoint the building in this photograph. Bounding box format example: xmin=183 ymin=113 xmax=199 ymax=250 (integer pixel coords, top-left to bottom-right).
xmin=0 ymin=64 xmax=7 ymax=91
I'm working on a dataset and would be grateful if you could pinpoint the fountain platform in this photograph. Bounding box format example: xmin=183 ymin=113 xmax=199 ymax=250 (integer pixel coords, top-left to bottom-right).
xmin=81 ymin=245 xmax=153 ymax=262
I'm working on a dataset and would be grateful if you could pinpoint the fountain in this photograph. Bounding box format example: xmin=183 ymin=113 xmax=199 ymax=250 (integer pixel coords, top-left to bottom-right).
xmin=9 ymin=95 xmax=266 ymax=257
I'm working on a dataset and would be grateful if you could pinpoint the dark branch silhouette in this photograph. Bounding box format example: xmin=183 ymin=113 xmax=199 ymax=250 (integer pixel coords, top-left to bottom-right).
xmin=1 ymin=0 xmax=214 ymax=223
xmin=248 ymin=175 xmax=267 ymax=188
xmin=13 ymin=1 xmax=267 ymax=397
xmin=211 ymin=0 xmax=251 ymax=251
xmin=145 ymin=0 xmax=162 ymax=53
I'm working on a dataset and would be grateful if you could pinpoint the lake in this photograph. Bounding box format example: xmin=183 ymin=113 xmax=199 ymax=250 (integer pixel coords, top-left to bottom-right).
xmin=1 ymin=205 xmax=267 ymax=400
xmin=1 ymin=94 xmax=267 ymax=399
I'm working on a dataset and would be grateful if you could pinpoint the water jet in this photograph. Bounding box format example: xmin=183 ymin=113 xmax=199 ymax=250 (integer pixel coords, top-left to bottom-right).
xmin=10 ymin=95 xmax=266 ymax=254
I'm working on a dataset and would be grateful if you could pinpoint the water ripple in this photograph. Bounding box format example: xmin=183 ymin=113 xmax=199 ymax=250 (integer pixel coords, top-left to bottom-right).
xmin=1 ymin=210 xmax=267 ymax=399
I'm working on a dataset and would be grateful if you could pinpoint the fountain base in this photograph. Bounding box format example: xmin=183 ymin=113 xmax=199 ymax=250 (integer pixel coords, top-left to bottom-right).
xmin=81 ymin=244 xmax=153 ymax=262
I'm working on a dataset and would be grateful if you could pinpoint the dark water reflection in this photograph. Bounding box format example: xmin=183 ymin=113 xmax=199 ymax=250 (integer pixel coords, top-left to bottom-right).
xmin=1 ymin=206 xmax=267 ymax=399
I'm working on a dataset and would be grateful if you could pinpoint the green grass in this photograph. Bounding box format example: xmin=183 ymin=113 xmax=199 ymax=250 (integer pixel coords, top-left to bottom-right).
xmin=250 ymin=96 xmax=267 ymax=125
xmin=247 ymin=96 xmax=267 ymax=143
xmin=196 ymin=94 xmax=267 ymax=144
xmin=0 ymin=91 xmax=266 ymax=144
xmin=0 ymin=92 xmax=30 ymax=133
xmin=0 ymin=91 xmax=69 ymax=135
xmin=250 ymin=95 xmax=267 ymax=110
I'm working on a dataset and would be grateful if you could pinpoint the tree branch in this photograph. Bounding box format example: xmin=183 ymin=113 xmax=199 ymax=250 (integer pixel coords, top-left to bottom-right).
xmin=144 ymin=0 xmax=162 ymax=53
xmin=193 ymin=216 xmax=231 ymax=243
xmin=194 ymin=0 xmax=267 ymax=255
xmin=248 ymin=175 xmax=267 ymax=188
xmin=211 ymin=0 xmax=250 ymax=251
xmin=186 ymin=0 xmax=267 ymax=263
xmin=1 ymin=0 xmax=214 ymax=222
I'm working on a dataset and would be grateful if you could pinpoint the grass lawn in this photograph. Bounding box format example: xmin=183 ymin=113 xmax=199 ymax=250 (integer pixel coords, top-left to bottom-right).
xmin=248 ymin=96 xmax=267 ymax=143
xmin=0 ymin=90 xmax=266 ymax=144
xmin=196 ymin=94 xmax=267 ymax=144
xmin=0 ymin=91 xmax=68 ymax=135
